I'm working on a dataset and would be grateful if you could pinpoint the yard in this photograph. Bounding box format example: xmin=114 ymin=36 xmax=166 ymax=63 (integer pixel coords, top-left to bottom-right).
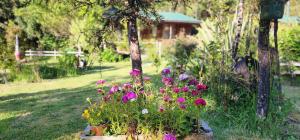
xmin=0 ymin=62 xmax=299 ymax=140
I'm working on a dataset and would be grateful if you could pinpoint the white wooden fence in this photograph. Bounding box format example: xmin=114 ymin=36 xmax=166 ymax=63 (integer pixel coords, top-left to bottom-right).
xmin=280 ymin=62 xmax=300 ymax=75
xmin=25 ymin=50 xmax=84 ymax=58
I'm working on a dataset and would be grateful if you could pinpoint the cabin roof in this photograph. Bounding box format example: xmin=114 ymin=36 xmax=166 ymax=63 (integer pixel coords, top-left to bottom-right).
xmin=158 ymin=12 xmax=201 ymax=24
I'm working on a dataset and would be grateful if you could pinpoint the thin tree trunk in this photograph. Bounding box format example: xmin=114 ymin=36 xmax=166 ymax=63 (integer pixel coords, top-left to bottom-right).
xmin=232 ymin=0 xmax=244 ymax=63
xmin=273 ymin=19 xmax=282 ymax=94
xmin=257 ymin=19 xmax=271 ymax=118
xmin=127 ymin=7 xmax=143 ymax=85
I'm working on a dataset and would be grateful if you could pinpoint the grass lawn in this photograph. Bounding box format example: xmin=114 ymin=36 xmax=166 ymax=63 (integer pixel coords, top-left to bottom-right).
xmin=0 ymin=61 xmax=299 ymax=140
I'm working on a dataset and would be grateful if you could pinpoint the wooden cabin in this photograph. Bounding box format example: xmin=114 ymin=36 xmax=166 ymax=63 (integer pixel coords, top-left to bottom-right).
xmin=140 ymin=12 xmax=201 ymax=41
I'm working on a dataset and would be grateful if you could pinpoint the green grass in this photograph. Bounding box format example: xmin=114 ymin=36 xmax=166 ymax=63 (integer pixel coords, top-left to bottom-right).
xmin=0 ymin=62 xmax=299 ymax=139
xmin=0 ymin=62 xmax=160 ymax=140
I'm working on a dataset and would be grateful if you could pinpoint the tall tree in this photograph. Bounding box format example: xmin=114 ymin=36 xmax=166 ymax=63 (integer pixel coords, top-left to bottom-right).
xmin=256 ymin=18 xmax=271 ymax=118
xmin=231 ymin=0 xmax=244 ymax=63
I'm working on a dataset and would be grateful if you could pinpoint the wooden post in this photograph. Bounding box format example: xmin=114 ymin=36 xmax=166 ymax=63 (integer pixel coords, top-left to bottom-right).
xmin=15 ymin=35 xmax=21 ymax=61
xmin=169 ymin=24 xmax=173 ymax=39
xmin=29 ymin=49 xmax=32 ymax=59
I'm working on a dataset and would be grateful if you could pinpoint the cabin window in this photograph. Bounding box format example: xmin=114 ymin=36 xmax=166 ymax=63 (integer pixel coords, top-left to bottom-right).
xmin=162 ymin=25 xmax=170 ymax=39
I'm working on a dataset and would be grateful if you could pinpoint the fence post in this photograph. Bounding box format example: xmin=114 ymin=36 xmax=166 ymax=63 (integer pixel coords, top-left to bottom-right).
xmin=29 ymin=49 xmax=32 ymax=59
xmin=54 ymin=49 xmax=57 ymax=60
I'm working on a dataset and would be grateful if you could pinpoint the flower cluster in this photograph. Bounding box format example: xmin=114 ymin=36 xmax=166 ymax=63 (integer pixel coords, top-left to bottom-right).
xmin=83 ymin=67 xmax=208 ymax=139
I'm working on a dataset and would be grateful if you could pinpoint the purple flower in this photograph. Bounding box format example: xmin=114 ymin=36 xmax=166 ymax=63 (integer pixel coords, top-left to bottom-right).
xmin=177 ymin=97 xmax=185 ymax=103
xmin=172 ymin=87 xmax=180 ymax=93
xmin=188 ymin=79 xmax=199 ymax=86
xmin=161 ymin=68 xmax=171 ymax=75
xmin=130 ymin=69 xmax=141 ymax=77
xmin=159 ymin=106 xmax=165 ymax=112
xmin=179 ymin=73 xmax=189 ymax=81
xmin=162 ymin=77 xmax=173 ymax=86
xmin=96 ymin=80 xmax=106 ymax=85
xmin=125 ymin=91 xmax=137 ymax=100
xmin=122 ymin=95 xmax=129 ymax=103
xmin=179 ymin=104 xmax=186 ymax=110
xmin=181 ymin=86 xmax=189 ymax=92
xmin=163 ymin=133 xmax=176 ymax=140
xmin=109 ymin=86 xmax=119 ymax=94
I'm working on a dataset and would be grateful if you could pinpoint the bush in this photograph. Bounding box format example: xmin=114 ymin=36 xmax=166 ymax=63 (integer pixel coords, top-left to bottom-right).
xmin=100 ymin=48 xmax=124 ymax=62
xmin=279 ymin=26 xmax=300 ymax=62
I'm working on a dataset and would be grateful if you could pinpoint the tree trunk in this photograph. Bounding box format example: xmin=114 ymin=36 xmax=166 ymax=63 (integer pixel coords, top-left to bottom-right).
xmin=273 ymin=19 xmax=282 ymax=94
xmin=127 ymin=12 xmax=143 ymax=85
xmin=232 ymin=0 xmax=244 ymax=63
xmin=257 ymin=19 xmax=271 ymax=118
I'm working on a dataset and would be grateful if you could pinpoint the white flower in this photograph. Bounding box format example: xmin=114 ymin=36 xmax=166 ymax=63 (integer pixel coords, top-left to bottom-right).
xmin=179 ymin=73 xmax=189 ymax=81
xmin=142 ymin=109 xmax=149 ymax=114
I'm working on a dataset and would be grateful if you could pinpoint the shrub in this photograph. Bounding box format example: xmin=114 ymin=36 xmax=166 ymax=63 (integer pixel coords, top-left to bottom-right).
xmin=100 ymin=48 xmax=124 ymax=62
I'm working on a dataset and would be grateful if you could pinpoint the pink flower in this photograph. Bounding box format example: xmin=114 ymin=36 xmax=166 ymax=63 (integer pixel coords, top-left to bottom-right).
xmin=181 ymin=86 xmax=189 ymax=92
xmin=194 ymin=98 xmax=206 ymax=106
xmin=143 ymin=76 xmax=151 ymax=82
xmin=162 ymin=77 xmax=173 ymax=86
xmin=130 ymin=69 xmax=141 ymax=77
xmin=97 ymin=89 xmax=104 ymax=94
xmin=109 ymin=86 xmax=119 ymax=94
xmin=161 ymin=68 xmax=171 ymax=75
xmin=163 ymin=133 xmax=176 ymax=140
xmin=122 ymin=83 xmax=132 ymax=90
xmin=191 ymin=90 xmax=199 ymax=96
xmin=159 ymin=87 xmax=165 ymax=94
xmin=103 ymin=95 xmax=111 ymax=102
xmin=159 ymin=106 xmax=165 ymax=112
xmin=172 ymin=87 xmax=180 ymax=93
xmin=179 ymin=104 xmax=186 ymax=110
xmin=177 ymin=97 xmax=185 ymax=103
xmin=163 ymin=95 xmax=171 ymax=102
xmin=196 ymin=83 xmax=208 ymax=90
xmin=96 ymin=80 xmax=106 ymax=85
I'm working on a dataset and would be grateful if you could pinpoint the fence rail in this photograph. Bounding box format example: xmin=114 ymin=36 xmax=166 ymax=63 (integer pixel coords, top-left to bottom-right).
xmin=280 ymin=62 xmax=300 ymax=75
xmin=25 ymin=50 xmax=84 ymax=57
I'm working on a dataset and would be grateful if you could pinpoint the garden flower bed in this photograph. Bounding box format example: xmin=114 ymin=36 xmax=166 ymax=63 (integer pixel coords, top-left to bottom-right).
xmin=81 ymin=68 xmax=212 ymax=140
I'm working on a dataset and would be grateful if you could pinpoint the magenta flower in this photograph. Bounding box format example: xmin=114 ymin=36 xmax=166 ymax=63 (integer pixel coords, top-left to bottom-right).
xmin=181 ymin=86 xmax=189 ymax=92
xmin=188 ymin=79 xmax=199 ymax=86
xmin=177 ymin=97 xmax=185 ymax=103
xmin=109 ymin=86 xmax=119 ymax=94
xmin=196 ymin=83 xmax=208 ymax=90
xmin=194 ymin=98 xmax=207 ymax=106
xmin=179 ymin=73 xmax=189 ymax=81
xmin=159 ymin=106 xmax=165 ymax=112
xmin=96 ymin=80 xmax=106 ymax=85
xmin=162 ymin=77 xmax=173 ymax=86
xmin=126 ymin=91 xmax=137 ymax=100
xmin=161 ymin=68 xmax=171 ymax=75
xmin=163 ymin=133 xmax=176 ymax=140
xmin=179 ymin=104 xmax=186 ymax=110
xmin=172 ymin=87 xmax=180 ymax=93
xmin=160 ymin=88 xmax=166 ymax=94
xmin=122 ymin=95 xmax=129 ymax=103
xmin=130 ymin=69 xmax=141 ymax=77
xmin=191 ymin=90 xmax=199 ymax=96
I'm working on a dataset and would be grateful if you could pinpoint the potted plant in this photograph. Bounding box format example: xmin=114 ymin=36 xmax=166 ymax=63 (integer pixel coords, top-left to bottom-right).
xmin=81 ymin=68 xmax=212 ymax=140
